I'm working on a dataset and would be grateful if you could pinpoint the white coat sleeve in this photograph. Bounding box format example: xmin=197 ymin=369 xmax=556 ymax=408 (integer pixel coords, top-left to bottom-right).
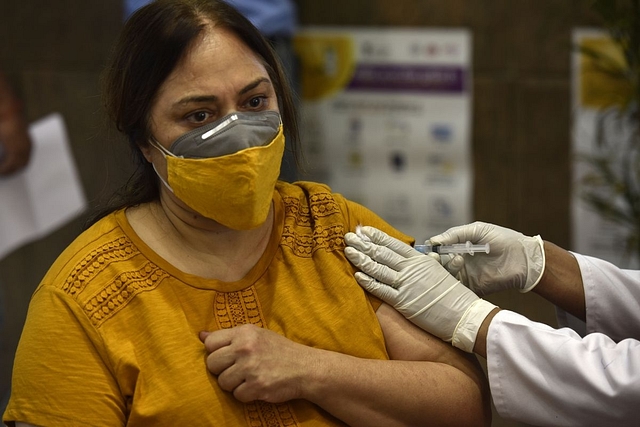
xmin=573 ymin=252 xmax=640 ymax=340
xmin=487 ymin=310 xmax=640 ymax=426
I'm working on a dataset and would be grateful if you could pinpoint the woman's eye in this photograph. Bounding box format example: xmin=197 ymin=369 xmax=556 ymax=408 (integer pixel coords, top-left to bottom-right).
xmin=193 ymin=111 xmax=208 ymax=122
xmin=188 ymin=111 xmax=211 ymax=123
xmin=247 ymin=96 xmax=267 ymax=109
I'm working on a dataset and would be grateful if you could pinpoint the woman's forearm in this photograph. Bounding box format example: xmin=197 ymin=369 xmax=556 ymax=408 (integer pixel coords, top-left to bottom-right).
xmin=300 ymin=304 xmax=491 ymax=426
xmin=301 ymin=350 xmax=490 ymax=427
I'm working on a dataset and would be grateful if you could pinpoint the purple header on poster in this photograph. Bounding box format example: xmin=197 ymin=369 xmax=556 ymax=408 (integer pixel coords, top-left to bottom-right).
xmin=346 ymin=64 xmax=466 ymax=93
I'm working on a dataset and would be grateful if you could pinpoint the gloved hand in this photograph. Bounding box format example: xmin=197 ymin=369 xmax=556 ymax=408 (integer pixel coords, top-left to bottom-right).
xmin=434 ymin=253 xmax=466 ymax=278
xmin=429 ymin=221 xmax=545 ymax=296
xmin=344 ymin=226 xmax=496 ymax=352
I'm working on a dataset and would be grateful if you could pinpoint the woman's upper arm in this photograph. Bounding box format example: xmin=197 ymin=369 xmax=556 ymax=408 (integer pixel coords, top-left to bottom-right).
xmin=5 ymin=287 xmax=125 ymax=426
xmin=376 ymin=302 xmax=491 ymax=405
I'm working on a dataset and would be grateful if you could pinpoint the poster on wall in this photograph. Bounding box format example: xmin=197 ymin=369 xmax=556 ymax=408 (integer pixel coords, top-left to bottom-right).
xmin=294 ymin=27 xmax=472 ymax=243
xmin=571 ymin=28 xmax=638 ymax=268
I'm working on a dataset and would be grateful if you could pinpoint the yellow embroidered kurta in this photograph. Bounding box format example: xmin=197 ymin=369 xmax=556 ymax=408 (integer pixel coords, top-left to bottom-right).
xmin=4 ymin=181 xmax=413 ymax=427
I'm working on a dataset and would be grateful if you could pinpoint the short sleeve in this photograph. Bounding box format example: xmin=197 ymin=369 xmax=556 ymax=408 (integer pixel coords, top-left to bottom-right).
xmin=3 ymin=285 xmax=126 ymax=427
xmin=336 ymin=196 xmax=415 ymax=311
xmin=339 ymin=197 xmax=415 ymax=247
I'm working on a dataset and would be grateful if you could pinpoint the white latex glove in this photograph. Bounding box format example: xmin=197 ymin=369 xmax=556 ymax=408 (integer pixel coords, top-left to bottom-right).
xmin=429 ymin=221 xmax=546 ymax=296
xmin=437 ymin=253 xmax=466 ymax=278
xmin=344 ymin=226 xmax=496 ymax=352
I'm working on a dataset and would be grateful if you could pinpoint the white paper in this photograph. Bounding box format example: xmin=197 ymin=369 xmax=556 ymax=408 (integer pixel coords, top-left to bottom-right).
xmin=0 ymin=113 xmax=87 ymax=260
xmin=296 ymin=28 xmax=473 ymax=242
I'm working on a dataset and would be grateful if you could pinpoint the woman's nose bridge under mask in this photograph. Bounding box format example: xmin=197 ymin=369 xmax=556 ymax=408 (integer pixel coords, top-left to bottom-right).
xmin=151 ymin=110 xmax=281 ymax=159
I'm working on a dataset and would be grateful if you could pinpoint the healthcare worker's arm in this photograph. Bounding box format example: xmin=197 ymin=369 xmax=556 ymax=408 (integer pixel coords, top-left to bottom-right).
xmin=482 ymin=309 xmax=640 ymax=426
xmin=531 ymin=241 xmax=585 ymax=320
xmin=345 ymin=224 xmax=640 ymax=426
xmin=433 ymin=222 xmax=640 ymax=344
xmin=474 ymin=239 xmax=585 ymax=357
xmin=571 ymin=251 xmax=640 ymax=340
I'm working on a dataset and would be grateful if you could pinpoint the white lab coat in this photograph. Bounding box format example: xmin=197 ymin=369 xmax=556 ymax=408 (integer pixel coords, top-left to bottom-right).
xmin=486 ymin=252 xmax=640 ymax=426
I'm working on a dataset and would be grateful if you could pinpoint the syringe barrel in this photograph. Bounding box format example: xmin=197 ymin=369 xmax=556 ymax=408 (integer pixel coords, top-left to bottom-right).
xmin=414 ymin=242 xmax=490 ymax=255
xmin=413 ymin=244 xmax=433 ymax=254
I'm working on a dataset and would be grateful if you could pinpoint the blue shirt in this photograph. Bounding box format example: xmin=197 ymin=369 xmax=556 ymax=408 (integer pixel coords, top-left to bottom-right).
xmin=224 ymin=0 xmax=297 ymax=36
xmin=123 ymin=0 xmax=152 ymax=20
xmin=123 ymin=0 xmax=297 ymax=36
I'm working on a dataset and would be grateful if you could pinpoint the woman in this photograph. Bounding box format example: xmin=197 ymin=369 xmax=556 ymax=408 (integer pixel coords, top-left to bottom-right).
xmin=3 ymin=1 xmax=490 ymax=426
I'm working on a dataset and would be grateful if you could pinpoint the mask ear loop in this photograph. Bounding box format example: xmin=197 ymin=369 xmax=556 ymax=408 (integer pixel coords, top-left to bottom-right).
xmin=149 ymin=136 xmax=178 ymax=158
xmin=148 ymin=137 xmax=175 ymax=193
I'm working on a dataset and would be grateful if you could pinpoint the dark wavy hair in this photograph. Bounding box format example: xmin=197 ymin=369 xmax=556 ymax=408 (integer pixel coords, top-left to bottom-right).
xmin=87 ymin=0 xmax=299 ymax=227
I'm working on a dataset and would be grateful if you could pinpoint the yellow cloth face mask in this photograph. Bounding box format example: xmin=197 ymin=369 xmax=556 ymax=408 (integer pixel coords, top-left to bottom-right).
xmin=151 ymin=111 xmax=284 ymax=230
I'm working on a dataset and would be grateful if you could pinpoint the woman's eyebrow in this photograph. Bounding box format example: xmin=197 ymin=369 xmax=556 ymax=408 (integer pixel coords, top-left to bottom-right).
xmin=239 ymin=77 xmax=272 ymax=95
xmin=171 ymin=78 xmax=272 ymax=109
xmin=173 ymin=95 xmax=217 ymax=108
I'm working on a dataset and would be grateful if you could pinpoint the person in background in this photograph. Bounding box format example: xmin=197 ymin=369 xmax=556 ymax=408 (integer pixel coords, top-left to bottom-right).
xmin=3 ymin=1 xmax=491 ymax=425
xmin=124 ymin=0 xmax=299 ymax=181
xmin=345 ymin=222 xmax=640 ymax=427
xmin=0 ymin=71 xmax=31 ymax=176
xmin=0 ymin=69 xmax=32 ymax=415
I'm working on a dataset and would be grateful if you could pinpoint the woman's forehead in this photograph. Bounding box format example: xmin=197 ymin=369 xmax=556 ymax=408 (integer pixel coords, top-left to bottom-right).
xmin=159 ymin=26 xmax=270 ymax=97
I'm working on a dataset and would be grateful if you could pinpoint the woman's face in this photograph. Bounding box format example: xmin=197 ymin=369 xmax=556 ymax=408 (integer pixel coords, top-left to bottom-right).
xmin=144 ymin=24 xmax=279 ymax=155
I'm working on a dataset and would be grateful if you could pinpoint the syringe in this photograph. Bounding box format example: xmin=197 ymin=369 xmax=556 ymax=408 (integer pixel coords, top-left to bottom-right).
xmin=414 ymin=241 xmax=490 ymax=256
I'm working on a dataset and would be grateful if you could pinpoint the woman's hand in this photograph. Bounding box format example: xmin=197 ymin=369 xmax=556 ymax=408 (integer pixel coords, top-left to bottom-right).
xmin=199 ymin=324 xmax=314 ymax=403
